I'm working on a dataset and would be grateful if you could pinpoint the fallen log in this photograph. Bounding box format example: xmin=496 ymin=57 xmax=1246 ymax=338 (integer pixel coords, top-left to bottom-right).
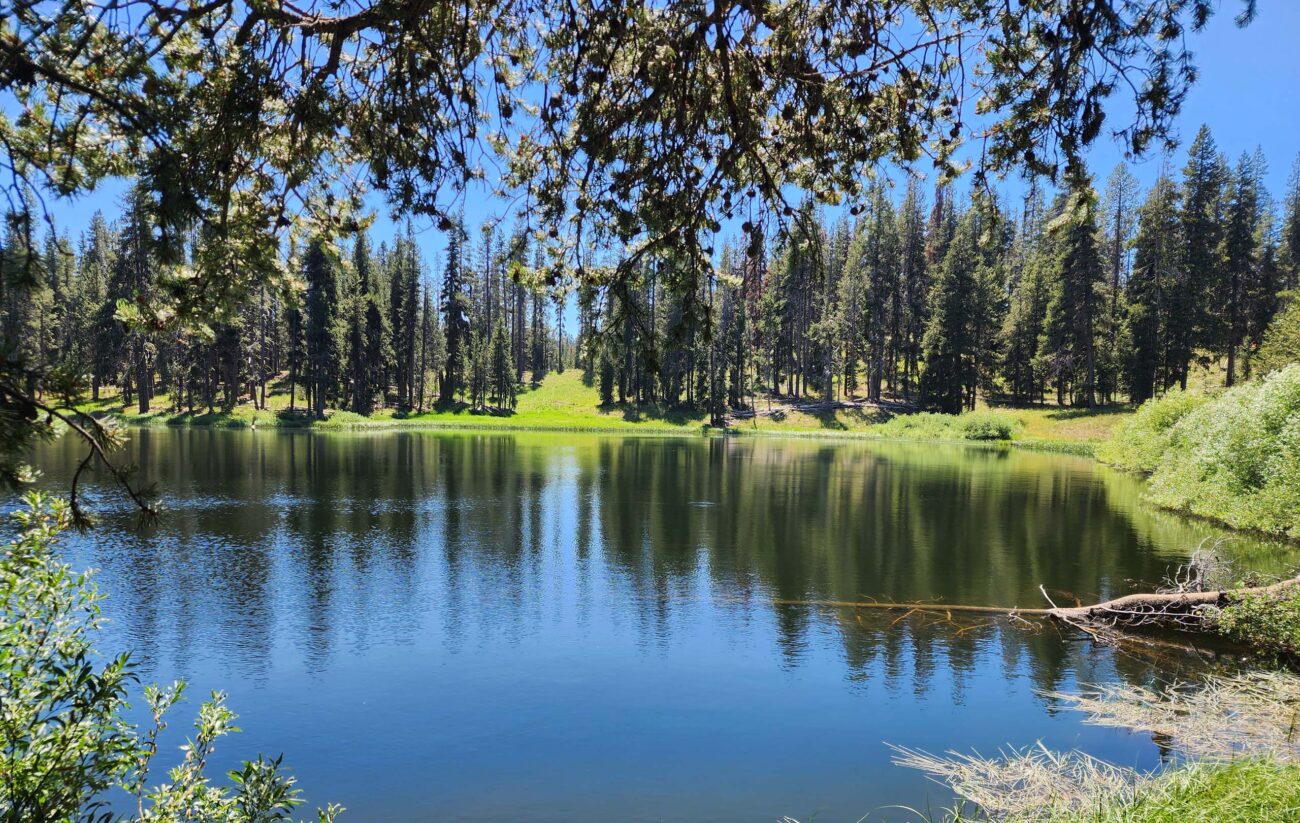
xmin=769 ymin=575 xmax=1300 ymax=636
xmin=1043 ymin=576 xmax=1300 ymax=628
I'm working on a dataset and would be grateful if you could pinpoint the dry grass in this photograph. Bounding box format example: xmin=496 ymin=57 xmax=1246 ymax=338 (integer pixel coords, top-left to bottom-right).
xmin=893 ymin=743 xmax=1138 ymax=820
xmin=894 ymin=671 xmax=1300 ymax=821
xmin=1048 ymin=672 xmax=1300 ymax=763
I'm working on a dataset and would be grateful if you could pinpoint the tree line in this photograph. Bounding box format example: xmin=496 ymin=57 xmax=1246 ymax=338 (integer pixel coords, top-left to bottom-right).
xmin=2 ymin=196 xmax=568 ymax=417
xmin=4 ymin=126 xmax=1298 ymax=421
xmin=581 ymin=126 xmax=1300 ymax=418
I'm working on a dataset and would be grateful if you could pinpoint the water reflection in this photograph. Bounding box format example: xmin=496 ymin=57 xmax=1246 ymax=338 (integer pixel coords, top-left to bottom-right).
xmin=28 ymin=430 xmax=1293 ymax=821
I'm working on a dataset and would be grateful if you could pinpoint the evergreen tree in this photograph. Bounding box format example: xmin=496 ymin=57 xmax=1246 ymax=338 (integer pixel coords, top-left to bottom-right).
xmin=76 ymin=213 xmax=113 ymax=399
xmin=303 ymin=239 xmax=341 ymax=419
xmin=440 ymin=221 xmax=470 ymax=402
xmin=489 ymin=322 xmax=516 ymax=409
xmin=1 ymin=212 xmax=52 ymax=398
xmin=921 ymin=207 xmax=978 ymax=413
xmin=1099 ymin=163 xmax=1140 ymax=402
xmin=1174 ymin=125 xmax=1229 ymax=388
xmin=418 ymin=282 xmax=446 ymax=410
xmin=1039 ymin=187 xmax=1104 ymax=407
xmin=1126 ymin=172 xmax=1181 ymax=402
xmin=1282 ymin=154 xmax=1300 ymax=292
xmin=896 ymin=179 xmax=929 ymax=400
xmin=98 ymin=187 xmax=156 ymax=412
xmin=347 ymin=230 xmax=382 ymax=413
xmin=1220 ymin=151 xmax=1264 ymax=385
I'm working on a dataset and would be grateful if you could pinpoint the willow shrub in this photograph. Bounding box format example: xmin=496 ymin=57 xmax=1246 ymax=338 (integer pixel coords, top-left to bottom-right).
xmin=1095 ymin=388 xmax=1209 ymax=472
xmin=0 ymin=493 xmax=341 ymax=822
xmin=1101 ymin=364 xmax=1300 ymax=538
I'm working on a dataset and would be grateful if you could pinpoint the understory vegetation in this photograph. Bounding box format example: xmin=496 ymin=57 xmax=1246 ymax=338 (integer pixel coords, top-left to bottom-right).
xmin=88 ymin=368 xmax=1129 ymax=453
xmin=1099 ymin=363 xmax=1300 ymax=538
xmin=1215 ymin=586 xmax=1300 ymax=657
xmin=0 ymin=494 xmax=339 ymax=822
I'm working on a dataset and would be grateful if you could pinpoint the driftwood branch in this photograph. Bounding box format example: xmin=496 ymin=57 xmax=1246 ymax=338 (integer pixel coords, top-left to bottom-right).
xmin=1046 ymin=576 xmax=1300 ymax=626
xmin=768 ymin=576 xmax=1300 ymax=651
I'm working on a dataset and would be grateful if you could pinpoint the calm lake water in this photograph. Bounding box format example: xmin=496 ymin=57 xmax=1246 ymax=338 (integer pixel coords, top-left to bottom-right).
xmin=28 ymin=429 xmax=1295 ymax=821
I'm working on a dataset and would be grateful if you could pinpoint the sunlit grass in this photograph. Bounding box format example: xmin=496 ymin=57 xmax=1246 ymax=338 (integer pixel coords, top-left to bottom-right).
xmin=85 ymin=369 xmax=1132 ymax=448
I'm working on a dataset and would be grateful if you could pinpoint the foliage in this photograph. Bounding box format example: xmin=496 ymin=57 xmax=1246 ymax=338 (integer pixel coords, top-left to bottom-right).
xmin=1096 ymin=388 xmax=1209 ymax=472
xmin=1254 ymin=291 xmax=1300 ymax=376
xmin=1215 ymin=586 xmax=1300 ymax=656
xmin=958 ymin=411 xmax=1018 ymax=441
xmin=874 ymin=409 xmax=1020 ymax=442
xmin=1142 ymin=364 xmax=1300 ymax=538
xmin=1 ymin=0 xmax=1251 ymax=315
xmin=0 ymin=493 xmax=339 ymax=822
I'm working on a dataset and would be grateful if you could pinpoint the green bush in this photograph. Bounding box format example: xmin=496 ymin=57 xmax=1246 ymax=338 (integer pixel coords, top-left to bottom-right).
xmin=1095 ymin=388 xmax=1208 ymax=472
xmin=0 ymin=493 xmax=341 ymax=822
xmin=958 ymin=410 xmax=1018 ymax=441
xmin=1214 ymin=585 xmax=1300 ymax=656
xmin=1098 ymin=365 xmax=1300 ymax=538
xmin=874 ymin=409 xmax=1019 ymax=442
xmin=1146 ymin=364 xmax=1300 ymax=538
xmin=1254 ymin=291 xmax=1300 ymax=377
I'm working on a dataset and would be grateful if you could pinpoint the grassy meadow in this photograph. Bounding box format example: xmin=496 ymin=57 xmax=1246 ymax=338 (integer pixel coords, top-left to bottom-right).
xmin=84 ymin=368 xmax=1134 ymax=451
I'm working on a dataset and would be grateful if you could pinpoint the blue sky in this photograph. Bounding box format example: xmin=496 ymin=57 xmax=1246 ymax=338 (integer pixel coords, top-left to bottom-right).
xmin=42 ymin=1 xmax=1300 ymax=300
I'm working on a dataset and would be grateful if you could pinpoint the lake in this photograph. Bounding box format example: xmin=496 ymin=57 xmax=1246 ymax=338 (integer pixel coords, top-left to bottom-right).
xmin=28 ymin=429 xmax=1294 ymax=821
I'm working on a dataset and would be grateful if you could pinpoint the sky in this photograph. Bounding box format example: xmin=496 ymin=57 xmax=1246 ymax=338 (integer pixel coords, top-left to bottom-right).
xmin=39 ymin=0 xmax=1300 ymax=319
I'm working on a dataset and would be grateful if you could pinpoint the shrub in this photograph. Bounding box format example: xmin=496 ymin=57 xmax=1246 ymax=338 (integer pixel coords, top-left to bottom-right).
xmin=1095 ymin=388 xmax=1208 ymax=472
xmin=1254 ymin=291 xmax=1300 ymax=377
xmin=0 ymin=493 xmax=341 ymax=822
xmin=874 ymin=409 xmax=1019 ymax=442
xmin=1145 ymin=364 xmax=1300 ymax=538
xmin=958 ymin=410 xmax=1018 ymax=441
xmin=1214 ymin=586 xmax=1300 ymax=656
xmin=1097 ymin=365 xmax=1300 ymax=538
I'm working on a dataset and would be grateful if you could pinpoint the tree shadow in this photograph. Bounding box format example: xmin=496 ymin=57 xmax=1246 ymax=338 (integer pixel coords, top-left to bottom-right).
xmin=617 ymin=402 xmax=699 ymax=425
xmin=1040 ymin=404 xmax=1135 ymax=421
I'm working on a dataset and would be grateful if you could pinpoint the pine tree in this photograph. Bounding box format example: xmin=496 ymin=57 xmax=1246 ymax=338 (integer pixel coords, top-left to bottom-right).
xmin=1001 ymin=248 xmax=1050 ymax=404
xmin=1282 ymin=154 xmax=1300 ymax=292
xmin=921 ymin=207 xmax=978 ymax=413
xmin=1220 ymin=151 xmax=1264 ymax=385
xmin=1 ymin=212 xmax=52 ymax=397
xmin=418 ymin=282 xmax=446 ymax=409
xmin=1175 ymin=125 xmax=1228 ymax=388
xmin=896 ymin=178 xmax=929 ymax=400
xmin=863 ymin=184 xmax=900 ymax=401
xmin=440 ymin=221 xmax=470 ymax=402
xmin=1039 ymin=187 xmax=1104 ymax=407
xmin=303 ymin=238 xmax=341 ymax=419
xmin=1099 ymin=163 xmax=1140 ymax=402
xmin=347 ymin=230 xmax=381 ymax=413
xmin=1126 ymin=172 xmax=1181 ymax=402
xmin=98 ymin=187 xmax=156 ymax=412
xmin=76 ymin=213 xmax=113 ymax=399
xmin=488 ymin=322 xmax=516 ymax=409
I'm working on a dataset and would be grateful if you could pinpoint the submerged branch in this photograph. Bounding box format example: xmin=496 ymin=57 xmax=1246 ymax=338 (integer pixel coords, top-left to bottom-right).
xmin=769 ymin=575 xmax=1300 ymax=653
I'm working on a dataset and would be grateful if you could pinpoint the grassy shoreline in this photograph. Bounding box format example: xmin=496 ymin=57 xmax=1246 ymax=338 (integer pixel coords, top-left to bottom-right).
xmin=85 ymin=370 xmax=1121 ymax=455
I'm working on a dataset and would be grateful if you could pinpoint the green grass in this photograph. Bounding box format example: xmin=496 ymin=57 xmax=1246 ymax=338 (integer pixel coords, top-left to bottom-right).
xmin=1019 ymin=758 xmax=1300 ymax=823
xmin=87 ymin=370 xmax=1131 ymax=450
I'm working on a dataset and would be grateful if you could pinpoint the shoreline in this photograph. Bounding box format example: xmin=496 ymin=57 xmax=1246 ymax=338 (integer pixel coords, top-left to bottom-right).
xmin=91 ymin=408 xmax=1099 ymax=456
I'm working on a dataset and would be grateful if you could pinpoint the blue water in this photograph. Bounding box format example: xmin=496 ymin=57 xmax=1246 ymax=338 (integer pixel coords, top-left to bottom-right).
xmin=29 ymin=429 xmax=1289 ymax=821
